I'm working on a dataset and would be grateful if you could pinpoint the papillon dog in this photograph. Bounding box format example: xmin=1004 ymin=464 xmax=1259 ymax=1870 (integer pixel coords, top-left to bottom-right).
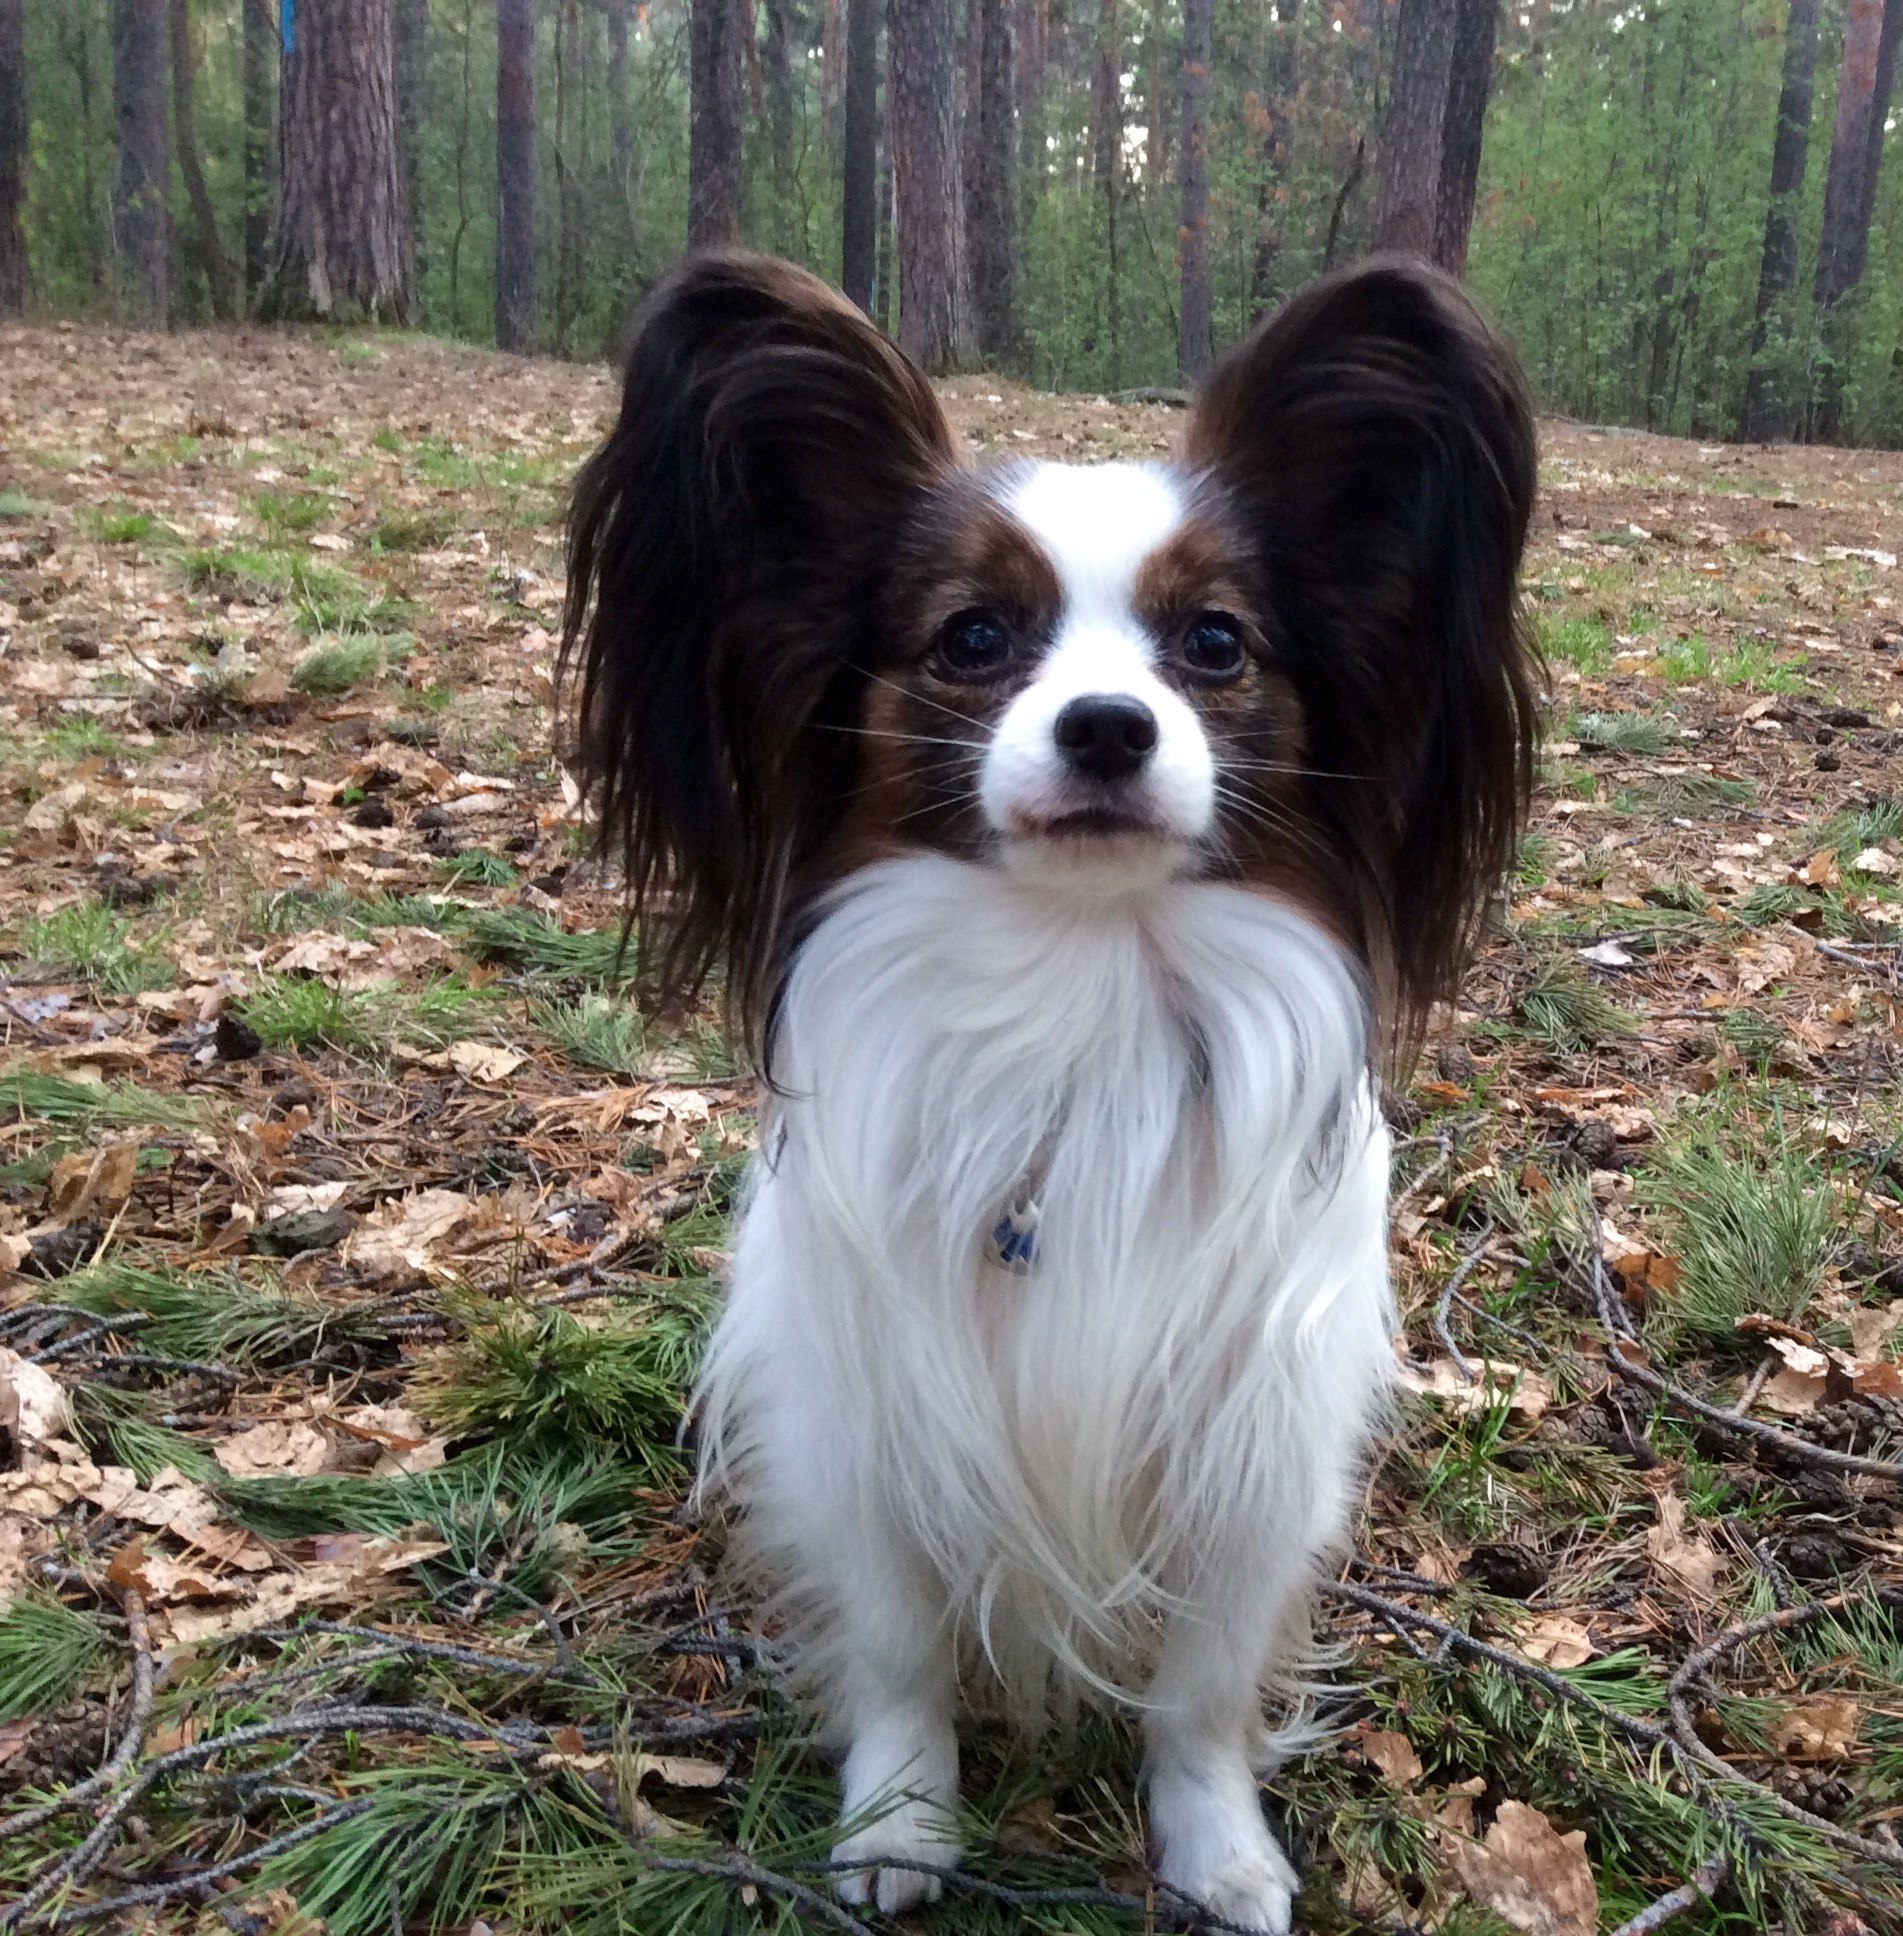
xmin=562 ymin=251 xmax=1535 ymax=1933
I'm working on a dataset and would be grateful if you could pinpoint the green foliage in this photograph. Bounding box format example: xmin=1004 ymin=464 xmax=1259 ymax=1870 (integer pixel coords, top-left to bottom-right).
xmin=435 ymin=848 xmax=518 ymax=889
xmin=533 ymin=991 xmax=645 ymax=1074
xmin=239 ymin=972 xmax=501 ymax=1052
xmin=462 ymin=907 xmax=629 ymax=981
xmin=0 ymin=1593 xmax=105 ymax=1723
xmin=414 ymin=1290 xmax=712 ymax=1470
xmin=250 ymin=489 xmax=332 ymax=534
xmin=1570 ymin=710 xmax=1678 ymax=756
xmin=60 ymin=1258 xmax=386 ymax=1366
xmin=1536 ymin=615 xmax=1613 ymax=674
xmin=1829 ymin=799 xmax=1903 ymax=860
xmin=1642 ymin=1112 xmax=1833 ymax=1344
xmin=0 ymin=1069 xmax=210 ymax=1131
xmin=91 ymin=504 xmax=157 ymax=545
xmin=0 ymin=487 xmax=47 ymax=519
xmin=291 ymin=633 xmax=391 ymax=696
xmin=11 ymin=901 xmax=172 ymax=994
xmin=1516 ymin=960 xmax=1636 ymax=1054
xmin=370 ymin=506 xmax=459 ymax=552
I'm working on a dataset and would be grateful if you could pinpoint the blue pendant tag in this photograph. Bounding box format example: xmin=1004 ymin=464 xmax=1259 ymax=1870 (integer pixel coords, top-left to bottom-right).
xmin=987 ymin=1192 xmax=1041 ymax=1274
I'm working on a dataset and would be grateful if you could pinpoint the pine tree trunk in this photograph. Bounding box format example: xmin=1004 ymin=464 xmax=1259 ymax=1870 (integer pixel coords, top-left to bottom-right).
xmin=689 ymin=0 xmax=745 ymax=245
xmin=170 ymin=0 xmax=235 ymax=318
xmin=1017 ymin=0 xmax=1047 ymax=222
xmin=821 ymin=0 xmax=842 ymax=151
xmin=842 ymin=0 xmax=879 ymax=309
xmin=1092 ymin=0 xmax=1121 ymax=381
xmin=1374 ymin=0 xmax=1455 ymax=259
xmin=970 ymin=0 xmax=1020 ymax=361
xmin=1433 ymin=0 xmax=1496 ymax=274
xmin=888 ymin=0 xmax=969 ymax=371
xmin=394 ymin=0 xmax=427 ymax=309
xmin=270 ymin=0 xmax=410 ymax=322
xmin=1810 ymin=0 xmax=1900 ymax=437
xmin=495 ymin=0 xmax=535 ymax=347
xmin=1146 ymin=8 xmax=1171 ymax=189
xmin=112 ymin=0 xmax=170 ymax=324
xmin=242 ymin=0 xmax=275 ymax=308
xmin=1248 ymin=0 xmax=1299 ymax=313
xmin=1178 ymin=0 xmax=1213 ymax=381
xmin=604 ymin=0 xmax=632 ymax=257
xmin=763 ymin=0 xmax=796 ymax=231
xmin=0 ymin=0 xmax=27 ymax=316
xmin=1740 ymin=0 xmax=1821 ymax=441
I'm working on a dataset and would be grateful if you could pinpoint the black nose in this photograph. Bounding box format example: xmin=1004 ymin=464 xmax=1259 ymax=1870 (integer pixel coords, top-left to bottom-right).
xmin=1053 ymin=694 xmax=1158 ymax=782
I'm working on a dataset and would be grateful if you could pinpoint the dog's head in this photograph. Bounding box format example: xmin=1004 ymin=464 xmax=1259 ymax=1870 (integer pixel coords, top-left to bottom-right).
xmin=563 ymin=252 xmax=1537 ymax=1056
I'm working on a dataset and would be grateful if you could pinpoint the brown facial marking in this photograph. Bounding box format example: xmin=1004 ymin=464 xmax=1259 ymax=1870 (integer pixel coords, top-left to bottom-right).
xmin=826 ymin=471 xmax=1063 ymax=871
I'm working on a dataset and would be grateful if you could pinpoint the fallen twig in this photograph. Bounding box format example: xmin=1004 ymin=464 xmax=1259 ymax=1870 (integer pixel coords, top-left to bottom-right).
xmin=1606 ymin=1852 xmax=1731 ymax=1936
xmin=1433 ymin=1223 xmax=1496 ymax=1378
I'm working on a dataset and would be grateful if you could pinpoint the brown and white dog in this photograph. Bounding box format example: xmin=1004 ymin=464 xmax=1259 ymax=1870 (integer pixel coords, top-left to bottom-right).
xmin=562 ymin=252 xmax=1535 ymax=1932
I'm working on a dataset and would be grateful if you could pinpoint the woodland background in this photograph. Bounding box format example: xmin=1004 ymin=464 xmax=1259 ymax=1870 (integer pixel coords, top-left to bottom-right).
xmin=5 ymin=0 xmax=1903 ymax=442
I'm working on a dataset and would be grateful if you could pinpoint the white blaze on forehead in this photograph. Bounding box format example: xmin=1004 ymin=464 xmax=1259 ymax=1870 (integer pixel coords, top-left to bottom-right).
xmin=1005 ymin=462 xmax=1187 ymax=623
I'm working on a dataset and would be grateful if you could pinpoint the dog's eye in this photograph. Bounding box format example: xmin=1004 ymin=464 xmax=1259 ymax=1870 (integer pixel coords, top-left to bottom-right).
xmin=934 ymin=609 xmax=1013 ymax=682
xmin=1181 ymin=614 xmax=1246 ymax=681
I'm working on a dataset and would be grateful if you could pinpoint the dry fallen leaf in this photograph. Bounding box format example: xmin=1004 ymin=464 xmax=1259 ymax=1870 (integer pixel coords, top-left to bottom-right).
xmin=43 ymin=1142 xmax=141 ymax=1226
xmin=1515 ymin=1614 xmax=1596 ymax=1669
xmin=212 ymin=1420 xmax=334 ymax=1480
xmin=1361 ymin=1728 xmax=1424 ymax=1789
xmin=343 ymin=1188 xmax=478 ymax=1280
xmin=1645 ymin=1488 xmax=1724 ymax=1599
xmin=0 ymin=1345 xmax=74 ymax=1446
xmin=448 ymin=1041 xmax=528 ymax=1084
xmin=1766 ymin=1698 xmax=1863 ymax=1763
xmin=1396 ymin=1355 xmax=1553 ymax=1423
xmin=161 ymin=1535 xmax=449 ymax=1647
xmin=1443 ymin=1799 xmax=1598 ymax=1936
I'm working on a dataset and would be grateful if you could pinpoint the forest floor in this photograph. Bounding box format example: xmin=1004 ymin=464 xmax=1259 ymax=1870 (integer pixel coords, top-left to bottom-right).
xmin=0 ymin=323 xmax=1901 ymax=1936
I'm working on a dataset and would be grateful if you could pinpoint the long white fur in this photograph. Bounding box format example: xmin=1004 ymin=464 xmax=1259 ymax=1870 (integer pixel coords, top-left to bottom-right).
xmin=692 ymin=461 xmax=1397 ymax=1931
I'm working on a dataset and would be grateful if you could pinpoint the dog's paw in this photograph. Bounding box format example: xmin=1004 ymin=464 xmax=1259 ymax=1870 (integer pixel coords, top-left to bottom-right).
xmin=832 ymin=1799 xmax=960 ymax=1915
xmin=1160 ymin=1851 xmax=1295 ymax=1934
xmin=1148 ymin=1757 xmax=1298 ymax=1935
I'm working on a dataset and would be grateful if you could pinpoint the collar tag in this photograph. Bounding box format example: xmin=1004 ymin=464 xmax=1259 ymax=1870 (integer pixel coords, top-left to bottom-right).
xmin=986 ymin=1191 xmax=1041 ymax=1275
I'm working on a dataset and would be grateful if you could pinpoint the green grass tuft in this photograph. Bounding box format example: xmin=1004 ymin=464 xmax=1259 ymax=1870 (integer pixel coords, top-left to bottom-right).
xmin=1536 ymin=614 xmax=1613 ymax=674
xmin=0 ymin=486 xmax=47 ymax=519
xmin=1571 ymin=709 xmax=1678 ymax=756
xmin=533 ymin=992 xmax=644 ymax=1074
xmin=414 ymin=1291 xmax=711 ymax=1472
xmin=462 ymin=907 xmax=629 ymax=981
xmin=251 ymin=489 xmax=332 ymax=534
xmin=292 ymin=633 xmax=389 ymax=696
xmin=435 ymin=848 xmax=518 ymax=889
xmin=1517 ymin=960 xmax=1636 ymax=1054
xmin=0 ymin=1069 xmax=210 ymax=1131
xmin=11 ymin=901 xmax=172 ymax=995
xmin=1642 ymin=1115 xmax=1833 ymax=1344
xmin=0 ymin=1592 xmax=106 ymax=1722
xmin=369 ymin=506 xmax=458 ymax=552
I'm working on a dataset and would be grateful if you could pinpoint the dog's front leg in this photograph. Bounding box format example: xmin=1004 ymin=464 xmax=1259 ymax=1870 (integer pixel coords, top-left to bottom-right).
xmin=1141 ymin=1603 xmax=1300 ymax=1936
xmin=827 ymin=1544 xmax=961 ymax=1914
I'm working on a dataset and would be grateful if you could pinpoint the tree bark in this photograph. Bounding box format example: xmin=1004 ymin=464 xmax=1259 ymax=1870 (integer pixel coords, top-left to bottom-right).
xmin=842 ymin=0 xmax=879 ymax=310
xmin=888 ymin=0 xmax=969 ymax=370
xmin=112 ymin=0 xmax=170 ymax=324
xmin=170 ymin=0 xmax=236 ymax=319
xmin=1092 ymin=0 xmax=1121 ymax=377
xmin=971 ymin=0 xmax=1020 ymax=360
xmin=1740 ymin=0 xmax=1821 ymax=441
xmin=1248 ymin=0 xmax=1299 ymax=313
xmin=763 ymin=0 xmax=796 ymax=229
xmin=495 ymin=0 xmax=535 ymax=348
xmin=1179 ymin=0 xmax=1213 ymax=381
xmin=1146 ymin=5 xmax=1171 ymax=189
xmin=1810 ymin=0 xmax=1901 ymax=437
xmin=605 ymin=0 xmax=632 ymax=200
xmin=394 ymin=0 xmax=427 ymax=309
xmin=270 ymin=0 xmax=410 ymax=321
xmin=1017 ymin=0 xmax=1046 ymax=221
xmin=1433 ymin=0 xmax=1496 ymax=275
xmin=1374 ymin=0 xmax=1455 ymax=259
xmin=242 ymin=0 xmax=274 ymax=307
xmin=0 ymin=0 xmax=26 ymax=316
xmin=689 ymin=0 xmax=746 ymax=245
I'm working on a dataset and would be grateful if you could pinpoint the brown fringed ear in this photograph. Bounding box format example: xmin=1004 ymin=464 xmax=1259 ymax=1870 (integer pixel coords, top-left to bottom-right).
xmin=1184 ymin=257 xmax=1538 ymax=1052
xmin=561 ymin=252 xmax=957 ymax=1053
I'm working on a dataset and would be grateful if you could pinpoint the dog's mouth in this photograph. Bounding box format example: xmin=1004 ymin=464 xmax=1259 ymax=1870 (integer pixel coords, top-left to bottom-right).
xmin=1015 ymin=805 xmax=1172 ymax=840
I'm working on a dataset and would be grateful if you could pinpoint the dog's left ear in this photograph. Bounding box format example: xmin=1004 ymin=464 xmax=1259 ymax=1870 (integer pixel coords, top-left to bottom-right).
xmin=1185 ymin=257 xmax=1538 ymax=1040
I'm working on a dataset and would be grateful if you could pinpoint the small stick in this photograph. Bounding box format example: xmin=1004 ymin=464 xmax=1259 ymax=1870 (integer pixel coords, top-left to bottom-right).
xmin=1606 ymin=1853 xmax=1731 ymax=1936
xmin=1433 ymin=1224 xmax=1495 ymax=1380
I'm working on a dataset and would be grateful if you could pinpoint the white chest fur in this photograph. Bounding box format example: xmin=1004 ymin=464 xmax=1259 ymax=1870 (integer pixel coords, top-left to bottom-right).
xmin=697 ymin=855 xmax=1395 ymax=1715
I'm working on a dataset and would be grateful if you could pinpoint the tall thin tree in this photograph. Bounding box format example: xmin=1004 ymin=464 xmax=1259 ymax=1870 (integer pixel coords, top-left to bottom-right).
xmin=1740 ymin=0 xmax=1821 ymax=441
xmin=1433 ymin=0 xmax=1497 ymax=274
xmin=1810 ymin=0 xmax=1902 ymax=437
xmin=394 ymin=0 xmax=428 ymax=310
xmin=0 ymin=0 xmax=26 ymax=316
xmin=763 ymin=0 xmax=796 ymax=242
xmin=1248 ymin=0 xmax=1300 ymax=313
xmin=842 ymin=0 xmax=880 ymax=310
xmin=495 ymin=0 xmax=535 ymax=348
xmin=242 ymin=0 xmax=275 ymax=307
xmin=1091 ymin=0 xmax=1122 ymax=380
xmin=270 ymin=0 xmax=410 ymax=320
xmin=689 ymin=0 xmax=746 ymax=245
xmin=112 ymin=0 xmax=170 ymax=323
xmin=888 ymin=0 xmax=969 ymax=369
xmin=605 ymin=0 xmax=633 ymax=209
xmin=1179 ymin=0 xmax=1213 ymax=380
xmin=1373 ymin=0 xmax=1455 ymax=259
xmin=971 ymin=0 xmax=1021 ymax=360
xmin=171 ymin=0 xmax=236 ymax=319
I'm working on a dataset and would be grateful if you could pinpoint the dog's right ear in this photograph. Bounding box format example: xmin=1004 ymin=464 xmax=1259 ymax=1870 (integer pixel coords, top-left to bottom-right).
xmin=562 ymin=251 xmax=957 ymax=1040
